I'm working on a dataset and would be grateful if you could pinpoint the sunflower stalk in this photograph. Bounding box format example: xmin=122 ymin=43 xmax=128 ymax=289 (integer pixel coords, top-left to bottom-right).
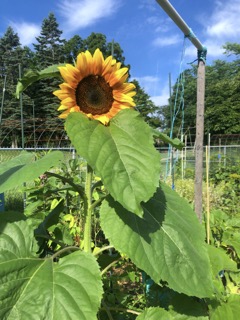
xmin=83 ymin=164 xmax=94 ymax=253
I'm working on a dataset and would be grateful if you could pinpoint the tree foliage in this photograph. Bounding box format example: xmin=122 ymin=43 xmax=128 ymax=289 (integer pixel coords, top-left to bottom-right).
xmin=0 ymin=17 xmax=159 ymax=147
xmin=0 ymin=27 xmax=32 ymax=147
xmin=132 ymin=79 xmax=162 ymax=128
xmin=1 ymin=11 xmax=240 ymax=146
xmin=161 ymin=53 xmax=240 ymax=138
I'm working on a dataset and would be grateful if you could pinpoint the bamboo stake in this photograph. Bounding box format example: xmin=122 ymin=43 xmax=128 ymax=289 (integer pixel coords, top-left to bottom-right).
xmin=206 ymin=145 xmax=210 ymax=244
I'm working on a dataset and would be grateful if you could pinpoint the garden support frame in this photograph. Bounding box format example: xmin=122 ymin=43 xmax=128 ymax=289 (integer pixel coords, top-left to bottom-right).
xmin=156 ymin=0 xmax=207 ymax=221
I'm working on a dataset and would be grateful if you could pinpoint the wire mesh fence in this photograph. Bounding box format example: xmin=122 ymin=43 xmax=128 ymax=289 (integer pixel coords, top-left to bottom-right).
xmin=1 ymin=145 xmax=239 ymax=178
xmin=158 ymin=145 xmax=240 ymax=180
xmin=0 ymin=145 xmax=239 ymax=212
xmin=0 ymin=147 xmax=77 ymax=164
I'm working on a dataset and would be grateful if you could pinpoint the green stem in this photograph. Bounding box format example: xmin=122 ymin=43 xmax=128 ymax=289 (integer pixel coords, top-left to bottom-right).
xmin=83 ymin=164 xmax=93 ymax=253
xmin=51 ymin=246 xmax=80 ymax=260
xmin=45 ymin=171 xmax=86 ymax=201
xmin=101 ymin=257 xmax=122 ymax=276
xmin=100 ymin=306 xmax=140 ymax=316
xmin=93 ymin=245 xmax=114 ymax=256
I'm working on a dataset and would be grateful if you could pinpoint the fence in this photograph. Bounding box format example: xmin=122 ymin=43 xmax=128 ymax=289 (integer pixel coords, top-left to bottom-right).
xmin=157 ymin=145 xmax=240 ymax=180
xmin=1 ymin=145 xmax=239 ymax=178
xmin=0 ymin=147 xmax=77 ymax=164
xmin=0 ymin=145 xmax=239 ymax=211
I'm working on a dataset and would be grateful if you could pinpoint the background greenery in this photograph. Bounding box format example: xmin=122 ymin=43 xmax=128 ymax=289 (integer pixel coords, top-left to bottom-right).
xmin=0 ymin=13 xmax=239 ymax=147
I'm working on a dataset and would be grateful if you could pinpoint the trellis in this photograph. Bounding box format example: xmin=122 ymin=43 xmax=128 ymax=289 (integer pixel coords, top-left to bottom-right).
xmin=156 ymin=0 xmax=207 ymax=221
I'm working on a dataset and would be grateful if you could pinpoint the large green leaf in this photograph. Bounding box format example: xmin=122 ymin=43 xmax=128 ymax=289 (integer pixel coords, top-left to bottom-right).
xmin=0 ymin=151 xmax=64 ymax=193
xmin=100 ymin=182 xmax=214 ymax=297
xmin=210 ymin=295 xmax=240 ymax=320
xmin=16 ymin=65 xmax=63 ymax=98
xmin=137 ymin=307 xmax=208 ymax=320
xmin=0 ymin=151 xmax=34 ymax=174
xmin=207 ymin=245 xmax=238 ymax=277
xmin=136 ymin=307 xmax=174 ymax=320
xmin=0 ymin=220 xmax=103 ymax=319
xmin=65 ymin=110 xmax=160 ymax=215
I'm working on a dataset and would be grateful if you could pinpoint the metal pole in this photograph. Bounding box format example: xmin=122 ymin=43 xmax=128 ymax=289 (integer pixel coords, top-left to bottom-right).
xmin=0 ymin=67 xmax=7 ymax=125
xmin=111 ymin=39 xmax=114 ymax=56
xmin=19 ymin=64 xmax=24 ymax=149
xmin=33 ymin=101 xmax=36 ymax=150
xmin=156 ymin=0 xmax=203 ymax=50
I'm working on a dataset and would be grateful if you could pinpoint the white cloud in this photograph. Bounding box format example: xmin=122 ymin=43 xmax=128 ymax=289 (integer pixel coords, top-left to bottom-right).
xmin=206 ymin=0 xmax=240 ymax=39
xmin=11 ymin=21 xmax=40 ymax=46
xmin=151 ymin=92 xmax=169 ymax=107
xmin=184 ymin=38 xmax=226 ymax=61
xmin=151 ymin=81 xmax=170 ymax=106
xmin=131 ymin=75 xmax=169 ymax=106
xmin=58 ymin=0 xmax=121 ymax=33
xmin=152 ymin=34 xmax=181 ymax=47
xmin=132 ymin=75 xmax=160 ymax=96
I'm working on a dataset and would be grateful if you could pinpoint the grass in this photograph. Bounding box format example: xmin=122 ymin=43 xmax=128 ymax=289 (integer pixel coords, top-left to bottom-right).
xmin=2 ymin=190 xmax=24 ymax=212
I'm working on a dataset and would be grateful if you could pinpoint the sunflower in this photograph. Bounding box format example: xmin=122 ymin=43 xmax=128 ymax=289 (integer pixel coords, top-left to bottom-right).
xmin=53 ymin=48 xmax=136 ymax=125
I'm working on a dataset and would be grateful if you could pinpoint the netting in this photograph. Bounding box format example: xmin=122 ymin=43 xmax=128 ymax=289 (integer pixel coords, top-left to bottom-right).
xmin=0 ymin=118 xmax=70 ymax=148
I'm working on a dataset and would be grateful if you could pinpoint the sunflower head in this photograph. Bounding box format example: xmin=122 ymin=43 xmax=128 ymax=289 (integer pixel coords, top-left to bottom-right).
xmin=54 ymin=48 xmax=136 ymax=125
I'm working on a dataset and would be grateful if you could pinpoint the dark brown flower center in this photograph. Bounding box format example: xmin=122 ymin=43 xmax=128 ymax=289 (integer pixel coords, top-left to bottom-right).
xmin=76 ymin=75 xmax=113 ymax=115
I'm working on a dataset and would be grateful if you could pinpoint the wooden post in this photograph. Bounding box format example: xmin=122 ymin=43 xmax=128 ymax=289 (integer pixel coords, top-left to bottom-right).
xmin=194 ymin=59 xmax=206 ymax=221
xmin=155 ymin=0 xmax=207 ymax=221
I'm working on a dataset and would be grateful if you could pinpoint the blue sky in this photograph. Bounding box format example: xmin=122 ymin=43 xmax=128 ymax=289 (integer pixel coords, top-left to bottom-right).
xmin=1 ymin=0 xmax=239 ymax=106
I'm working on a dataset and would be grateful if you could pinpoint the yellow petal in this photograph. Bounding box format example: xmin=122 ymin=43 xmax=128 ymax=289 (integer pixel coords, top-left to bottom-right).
xmin=61 ymin=96 xmax=76 ymax=107
xmin=53 ymin=90 xmax=72 ymax=100
xmin=85 ymin=50 xmax=93 ymax=74
xmin=58 ymin=66 xmax=78 ymax=87
xmin=116 ymin=82 xmax=136 ymax=93
xmin=102 ymin=56 xmax=114 ymax=76
xmin=77 ymin=52 xmax=89 ymax=78
xmin=70 ymin=106 xmax=80 ymax=113
xmin=59 ymin=110 xmax=70 ymax=118
xmin=93 ymin=49 xmax=104 ymax=74
xmin=113 ymin=92 xmax=135 ymax=106
xmin=59 ymin=83 xmax=74 ymax=90
xmin=109 ymin=68 xmax=128 ymax=87
xmin=58 ymin=104 xmax=69 ymax=111
xmin=93 ymin=114 xmax=110 ymax=125
xmin=66 ymin=64 xmax=81 ymax=81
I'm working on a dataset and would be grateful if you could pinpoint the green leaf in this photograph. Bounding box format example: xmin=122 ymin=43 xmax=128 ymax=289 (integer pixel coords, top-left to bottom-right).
xmin=100 ymin=182 xmax=214 ymax=297
xmin=0 ymin=220 xmax=103 ymax=319
xmin=65 ymin=110 xmax=160 ymax=215
xmin=16 ymin=64 xmax=63 ymax=98
xmin=168 ymin=294 xmax=209 ymax=319
xmin=207 ymin=245 xmax=238 ymax=276
xmin=137 ymin=307 xmax=174 ymax=320
xmin=0 ymin=151 xmax=64 ymax=193
xmin=222 ymin=232 xmax=240 ymax=258
xmin=0 ymin=151 xmax=34 ymax=174
xmin=210 ymin=295 xmax=240 ymax=320
xmin=137 ymin=306 xmax=208 ymax=320
xmin=152 ymin=129 xmax=184 ymax=150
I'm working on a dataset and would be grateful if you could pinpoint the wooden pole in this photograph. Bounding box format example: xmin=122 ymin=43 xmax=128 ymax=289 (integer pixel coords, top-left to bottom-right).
xmin=155 ymin=0 xmax=207 ymax=221
xmin=194 ymin=59 xmax=205 ymax=221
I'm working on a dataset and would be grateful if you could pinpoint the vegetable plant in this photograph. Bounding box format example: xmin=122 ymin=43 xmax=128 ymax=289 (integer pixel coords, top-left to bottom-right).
xmin=0 ymin=49 xmax=239 ymax=319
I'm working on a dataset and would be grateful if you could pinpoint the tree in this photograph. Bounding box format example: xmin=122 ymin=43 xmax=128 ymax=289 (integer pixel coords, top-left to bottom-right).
xmin=0 ymin=27 xmax=32 ymax=147
xmin=31 ymin=13 xmax=65 ymax=146
xmin=63 ymin=35 xmax=84 ymax=63
xmin=132 ymin=79 xmax=162 ymax=129
xmin=223 ymin=42 xmax=240 ymax=57
xmin=33 ymin=13 xmax=65 ymax=68
xmin=82 ymin=32 xmax=126 ymax=66
xmin=205 ymin=60 xmax=240 ymax=134
xmin=161 ymin=52 xmax=240 ymax=138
